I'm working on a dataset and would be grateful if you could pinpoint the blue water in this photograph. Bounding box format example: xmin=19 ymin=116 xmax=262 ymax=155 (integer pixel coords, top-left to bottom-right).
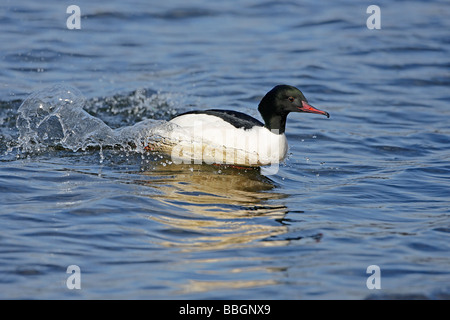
xmin=1 ymin=0 xmax=449 ymax=299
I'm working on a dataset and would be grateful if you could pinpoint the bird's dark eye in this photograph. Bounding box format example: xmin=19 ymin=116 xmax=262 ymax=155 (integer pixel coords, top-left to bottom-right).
xmin=288 ymin=96 xmax=295 ymax=102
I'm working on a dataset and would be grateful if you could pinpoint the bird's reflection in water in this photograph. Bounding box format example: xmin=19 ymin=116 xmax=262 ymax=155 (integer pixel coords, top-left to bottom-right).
xmin=139 ymin=162 xmax=291 ymax=252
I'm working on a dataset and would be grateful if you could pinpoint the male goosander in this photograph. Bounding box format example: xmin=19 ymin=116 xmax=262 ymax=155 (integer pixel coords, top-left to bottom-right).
xmin=155 ymin=85 xmax=329 ymax=166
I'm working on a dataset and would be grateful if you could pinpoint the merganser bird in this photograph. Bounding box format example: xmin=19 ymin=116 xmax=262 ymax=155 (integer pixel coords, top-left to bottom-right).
xmin=153 ymin=85 xmax=329 ymax=167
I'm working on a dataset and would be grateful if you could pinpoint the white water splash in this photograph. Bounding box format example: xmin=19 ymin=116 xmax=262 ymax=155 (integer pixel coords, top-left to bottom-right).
xmin=15 ymin=83 xmax=176 ymax=155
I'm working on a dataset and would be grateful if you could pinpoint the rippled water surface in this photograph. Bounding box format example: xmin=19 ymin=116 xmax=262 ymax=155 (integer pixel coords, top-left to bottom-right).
xmin=1 ymin=0 xmax=449 ymax=299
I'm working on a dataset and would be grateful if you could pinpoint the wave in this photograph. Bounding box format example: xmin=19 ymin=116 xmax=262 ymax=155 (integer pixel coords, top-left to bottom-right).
xmin=13 ymin=83 xmax=178 ymax=159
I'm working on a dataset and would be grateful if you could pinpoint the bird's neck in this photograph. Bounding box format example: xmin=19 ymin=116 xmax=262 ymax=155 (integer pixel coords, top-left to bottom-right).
xmin=263 ymin=114 xmax=287 ymax=135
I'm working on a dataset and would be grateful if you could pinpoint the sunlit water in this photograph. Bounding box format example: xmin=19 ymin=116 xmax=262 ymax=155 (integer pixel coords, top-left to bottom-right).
xmin=0 ymin=0 xmax=449 ymax=299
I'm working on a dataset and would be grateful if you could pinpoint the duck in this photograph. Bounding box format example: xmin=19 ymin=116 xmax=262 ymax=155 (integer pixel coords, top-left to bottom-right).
xmin=151 ymin=85 xmax=329 ymax=167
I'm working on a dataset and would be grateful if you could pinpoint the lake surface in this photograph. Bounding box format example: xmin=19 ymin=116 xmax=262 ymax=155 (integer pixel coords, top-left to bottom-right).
xmin=0 ymin=0 xmax=449 ymax=299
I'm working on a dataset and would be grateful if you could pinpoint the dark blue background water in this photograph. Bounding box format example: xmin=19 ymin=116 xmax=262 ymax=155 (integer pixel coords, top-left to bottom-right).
xmin=0 ymin=0 xmax=449 ymax=299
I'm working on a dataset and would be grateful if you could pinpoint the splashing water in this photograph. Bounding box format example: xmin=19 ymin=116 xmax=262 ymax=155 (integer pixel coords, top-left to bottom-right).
xmin=17 ymin=84 xmax=114 ymax=151
xmin=14 ymin=83 xmax=177 ymax=159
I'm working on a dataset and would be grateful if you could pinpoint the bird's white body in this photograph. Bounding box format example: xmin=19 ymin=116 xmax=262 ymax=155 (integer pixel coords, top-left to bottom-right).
xmin=167 ymin=113 xmax=288 ymax=166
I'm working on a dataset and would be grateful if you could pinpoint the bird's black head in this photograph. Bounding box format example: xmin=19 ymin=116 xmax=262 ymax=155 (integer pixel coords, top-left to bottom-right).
xmin=258 ymin=85 xmax=329 ymax=134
